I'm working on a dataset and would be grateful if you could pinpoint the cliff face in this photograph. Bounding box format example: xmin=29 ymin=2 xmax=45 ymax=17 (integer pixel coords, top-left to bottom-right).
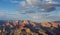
xmin=40 ymin=21 xmax=60 ymax=35
xmin=0 ymin=20 xmax=60 ymax=35
xmin=41 ymin=21 xmax=59 ymax=28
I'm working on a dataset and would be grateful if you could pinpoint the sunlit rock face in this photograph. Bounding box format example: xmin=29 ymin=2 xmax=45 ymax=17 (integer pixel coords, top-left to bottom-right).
xmin=5 ymin=21 xmax=10 ymax=26
xmin=0 ymin=20 xmax=60 ymax=35
xmin=19 ymin=23 xmax=25 ymax=29
xmin=51 ymin=22 xmax=59 ymax=28
xmin=40 ymin=21 xmax=59 ymax=28
xmin=25 ymin=27 xmax=31 ymax=33
xmin=13 ymin=20 xmax=19 ymax=26
xmin=41 ymin=21 xmax=52 ymax=28
xmin=30 ymin=22 xmax=36 ymax=27
xmin=22 ymin=20 xmax=29 ymax=24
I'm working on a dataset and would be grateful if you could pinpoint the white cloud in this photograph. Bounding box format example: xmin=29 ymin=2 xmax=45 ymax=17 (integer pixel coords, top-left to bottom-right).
xmin=30 ymin=14 xmax=41 ymax=19
xmin=0 ymin=10 xmax=60 ymax=22
xmin=26 ymin=0 xmax=40 ymax=6
xmin=0 ymin=10 xmax=24 ymax=20
xmin=20 ymin=1 xmax=27 ymax=7
xmin=20 ymin=0 xmax=60 ymax=13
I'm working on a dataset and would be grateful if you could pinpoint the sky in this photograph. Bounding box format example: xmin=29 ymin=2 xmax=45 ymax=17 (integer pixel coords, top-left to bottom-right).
xmin=0 ymin=0 xmax=60 ymax=22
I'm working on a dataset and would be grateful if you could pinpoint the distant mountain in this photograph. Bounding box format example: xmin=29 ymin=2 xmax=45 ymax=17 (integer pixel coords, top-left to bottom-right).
xmin=0 ymin=20 xmax=6 ymax=25
xmin=53 ymin=21 xmax=60 ymax=23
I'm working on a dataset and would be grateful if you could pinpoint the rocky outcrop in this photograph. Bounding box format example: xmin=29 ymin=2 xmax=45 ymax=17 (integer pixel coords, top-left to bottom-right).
xmin=0 ymin=20 xmax=60 ymax=35
xmin=41 ymin=21 xmax=59 ymax=28
xmin=41 ymin=21 xmax=52 ymax=28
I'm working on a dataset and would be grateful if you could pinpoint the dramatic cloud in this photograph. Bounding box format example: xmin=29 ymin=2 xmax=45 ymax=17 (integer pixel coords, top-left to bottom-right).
xmin=0 ymin=0 xmax=60 ymax=22
xmin=19 ymin=0 xmax=60 ymax=13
